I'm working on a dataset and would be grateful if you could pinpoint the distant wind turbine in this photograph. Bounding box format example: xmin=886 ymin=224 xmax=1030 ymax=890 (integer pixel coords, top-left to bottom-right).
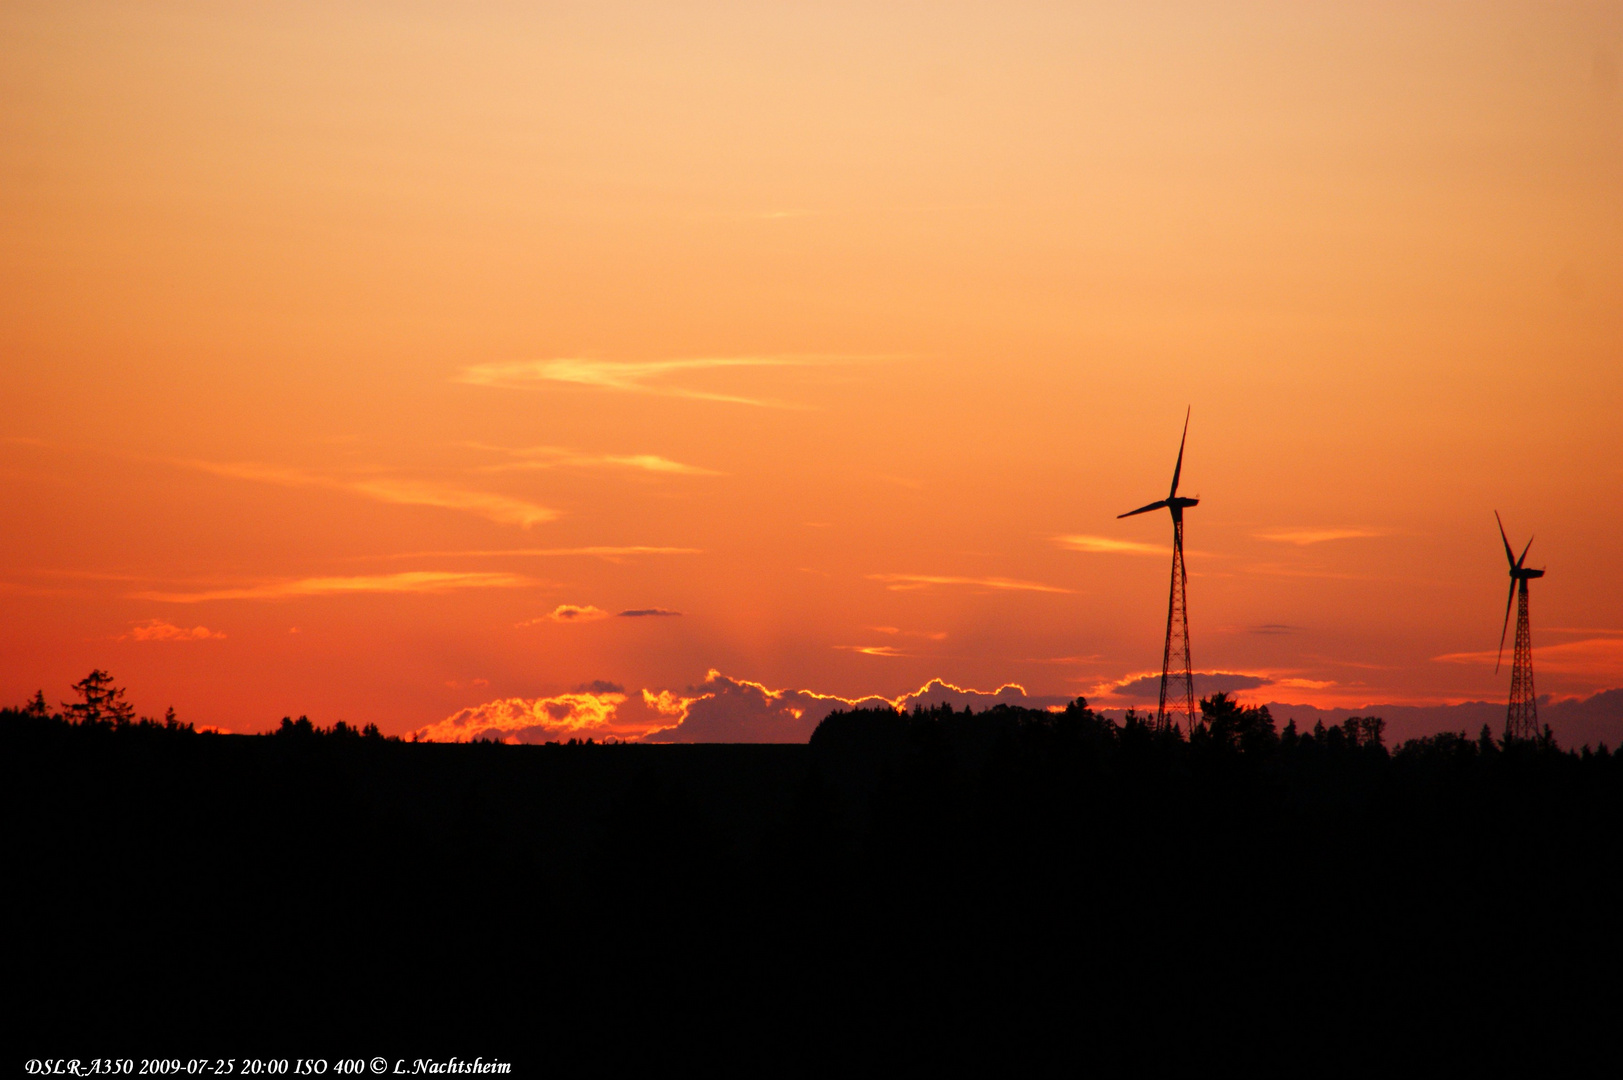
xmin=1119 ymin=408 xmax=1199 ymax=731
xmin=1494 ymin=511 xmax=1545 ymax=742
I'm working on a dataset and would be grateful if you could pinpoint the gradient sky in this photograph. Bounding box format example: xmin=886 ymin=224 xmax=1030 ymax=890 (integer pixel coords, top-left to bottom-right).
xmin=3 ymin=1 xmax=1620 ymax=741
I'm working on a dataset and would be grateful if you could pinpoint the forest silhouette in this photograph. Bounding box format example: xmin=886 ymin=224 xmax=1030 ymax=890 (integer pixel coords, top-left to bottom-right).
xmin=7 ymin=671 xmax=1621 ymax=1061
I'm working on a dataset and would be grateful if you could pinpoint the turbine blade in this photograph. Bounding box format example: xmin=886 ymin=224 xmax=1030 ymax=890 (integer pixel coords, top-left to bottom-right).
xmin=1495 ymin=511 xmax=1516 ymax=568
xmin=1516 ymin=536 xmax=1533 ymax=571
xmin=1169 ymin=407 xmax=1190 ymax=500
xmin=1496 ymin=579 xmax=1515 ymax=674
xmin=1118 ymin=500 xmax=1168 ymax=519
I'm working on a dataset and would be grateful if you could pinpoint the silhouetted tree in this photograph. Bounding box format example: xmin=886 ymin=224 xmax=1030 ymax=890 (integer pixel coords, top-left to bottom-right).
xmin=63 ymin=669 xmax=134 ymax=728
xmin=1197 ymin=692 xmax=1276 ymax=754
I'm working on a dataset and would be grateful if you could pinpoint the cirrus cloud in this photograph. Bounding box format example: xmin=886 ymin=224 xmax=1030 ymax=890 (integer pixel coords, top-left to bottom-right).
xmin=457 ymin=356 xmax=812 ymax=407
xmin=468 ymin=444 xmax=721 ymax=477
xmin=868 ymin=573 xmax=1072 ymax=594
xmin=1055 ymin=534 xmax=1169 ymax=556
xmin=182 ymin=460 xmax=558 ymax=527
xmin=1253 ymin=529 xmax=1383 ymax=546
xmin=133 ymin=571 xmax=532 ymax=603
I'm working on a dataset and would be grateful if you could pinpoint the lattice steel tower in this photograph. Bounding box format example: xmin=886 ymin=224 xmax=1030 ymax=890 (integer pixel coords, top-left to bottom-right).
xmin=1495 ymin=511 xmax=1545 ymax=742
xmin=1119 ymin=409 xmax=1198 ymax=731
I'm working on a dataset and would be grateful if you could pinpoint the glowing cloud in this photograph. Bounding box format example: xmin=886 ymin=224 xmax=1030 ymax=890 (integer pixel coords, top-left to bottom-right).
xmin=1253 ymin=529 xmax=1383 ymax=546
xmin=471 ymin=444 xmax=721 ymax=476
xmin=1055 ymin=535 xmax=1169 ymax=556
xmin=1093 ymin=671 xmax=1275 ymax=700
xmin=871 ymin=627 xmax=948 ymax=640
xmin=868 ymin=574 xmax=1072 ymax=594
xmin=133 ymin=571 xmax=531 ymax=603
xmin=641 ymin=671 xmax=1071 ymax=742
xmin=122 ymin=619 xmax=225 ymax=641
xmin=183 ymin=460 xmax=557 ymax=527
xmin=522 ymin=605 xmax=610 ymax=624
xmin=411 ymin=689 xmax=671 ymax=744
xmin=1433 ymin=637 xmax=1623 ymax=678
xmin=384 ymin=546 xmax=701 ymax=560
xmin=457 ymin=357 xmax=814 ymax=407
xmin=836 ymin=645 xmax=906 ymax=657
xmin=641 ymin=670 xmax=893 ymax=743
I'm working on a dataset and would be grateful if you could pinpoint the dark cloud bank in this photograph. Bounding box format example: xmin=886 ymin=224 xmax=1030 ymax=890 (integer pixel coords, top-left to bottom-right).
xmin=645 ymin=674 xmax=1623 ymax=750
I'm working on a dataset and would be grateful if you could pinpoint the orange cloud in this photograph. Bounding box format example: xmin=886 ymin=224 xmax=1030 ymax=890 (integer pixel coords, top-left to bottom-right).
xmin=383 ymin=546 xmax=701 ymax=560
xmin=1089 ymin=670 xmax=1276 ymax=701
xmin=1055 ymin=534 xmax=1168 ymax=556
xmin=519 ymin=604 xmax=610 ymax=625
xmin=835 ymin=645 xmax=906 ymax=657
xmin=868 ymin=574 xmax=1072 ymax=594
xmin=412 ymin=688 xmax=673 ymax=744
xmin=1253 ymin=529 xmax=1384 ymax=545
xmin=470 ymin=444 xmax=721 ymax=476
xmin=122 ymin=619 xmax=225 ymax=641
xmin=182 ymin=460 xmax=558 ymax=527
xmin=457 ymin=357 xmax=812 ymax=407
xmin=133 ymin=571 xmax=532 ymax=603
xmin=641 ymin=671 xmax=1070 ymax=742
xmin=1433 ymin=637 xmax=1623 ymax=678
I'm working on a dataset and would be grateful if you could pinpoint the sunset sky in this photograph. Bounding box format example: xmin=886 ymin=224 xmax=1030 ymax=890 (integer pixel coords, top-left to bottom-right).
xmin=3 ymin=2 xmax=1619 ymax=742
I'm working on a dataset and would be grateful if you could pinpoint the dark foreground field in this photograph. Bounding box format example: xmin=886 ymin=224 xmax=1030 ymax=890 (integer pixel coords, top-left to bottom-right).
xmin=7 ymin=698 xmax=1622 ymax=1065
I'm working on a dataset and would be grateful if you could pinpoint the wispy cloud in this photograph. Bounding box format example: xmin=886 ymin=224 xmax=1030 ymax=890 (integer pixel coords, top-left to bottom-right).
xmin=122 ymin=619 xmax=225 ymax=641
xmin=519 ymin=605 xmax=682 ymax=625
xmin=835 ymin=645 xmax=906 ymax=657
xmin=868 ymin=573 xmax=1072 ymax=594
xmin=381 ymin=546 xmax=700 ymax=560
xmin=468 ymin=444 xmax=721 ymax=477
xmin=1055 ymin=534 xmax=1169 ymax=556
xmin=183 ymin=460 xmax=557 ymax=527
xmin=1433 ymin=637 xmax=1623 ymax=675
xmin=871 ymin=626 xmax=948 ymax=640
xmin=1253 ymin=529 xmax=1383 ymax=546
xmin=456 ymin=356 xmax=864 ymax=407
xmin=134 ymin=571 xmax=531 ymax=603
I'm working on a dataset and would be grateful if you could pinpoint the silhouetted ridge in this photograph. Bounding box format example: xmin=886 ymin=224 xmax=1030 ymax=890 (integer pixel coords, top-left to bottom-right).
xmin=6 ymin=676 xmax=1620 ymax=1060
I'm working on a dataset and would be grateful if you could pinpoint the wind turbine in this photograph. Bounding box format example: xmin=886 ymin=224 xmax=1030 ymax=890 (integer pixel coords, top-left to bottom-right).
xmin=1495 ymin=511 xmax=1545 ymax=742
xmin=1119 ymin=408 xmax=1199 ymax=731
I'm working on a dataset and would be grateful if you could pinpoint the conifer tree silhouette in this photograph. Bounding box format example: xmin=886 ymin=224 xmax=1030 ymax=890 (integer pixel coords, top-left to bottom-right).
xmin=63 ymin=669 xmax=134 ymax=727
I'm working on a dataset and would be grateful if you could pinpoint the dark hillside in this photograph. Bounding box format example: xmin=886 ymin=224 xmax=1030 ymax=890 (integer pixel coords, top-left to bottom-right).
xmin=7 ymin=694 xmax=1621 ymax=1062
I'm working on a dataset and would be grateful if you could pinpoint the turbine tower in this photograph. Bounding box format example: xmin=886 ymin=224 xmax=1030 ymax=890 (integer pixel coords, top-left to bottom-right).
xmin=1119 ymin=409 xmax=1199 ymax=732
xmin=1495 ymin=511 xmax=1545 ymax=742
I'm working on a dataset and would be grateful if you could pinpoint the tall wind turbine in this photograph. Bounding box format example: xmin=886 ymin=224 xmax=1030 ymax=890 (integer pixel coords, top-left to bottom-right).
xmin=1119 ymin=409 xmax=1199 ymax=731
xmin=1495 ymin=511 xmax=1545 ymax=742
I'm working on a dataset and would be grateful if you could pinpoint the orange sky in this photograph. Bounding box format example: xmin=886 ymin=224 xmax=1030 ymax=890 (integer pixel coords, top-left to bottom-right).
xmin=3 ymin=1 xmax=1620 ymax=740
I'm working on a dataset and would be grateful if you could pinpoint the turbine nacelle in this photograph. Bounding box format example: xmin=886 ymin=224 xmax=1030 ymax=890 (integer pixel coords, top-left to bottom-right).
xmin=1118 ymin=408 xmax=1198 ymax=521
